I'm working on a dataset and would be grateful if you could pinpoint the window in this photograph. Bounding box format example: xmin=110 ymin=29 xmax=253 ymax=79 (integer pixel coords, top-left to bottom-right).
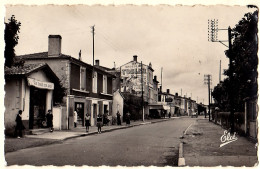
xmin=103 ymin=75 xmax=107 ymax=94
xmin=158 ymin=95 xmax=161 ymax=102
xmin=80 ymin=67 xmax=86 ymax=90
xmin=93 ymin=71 xmax=97 ymax=93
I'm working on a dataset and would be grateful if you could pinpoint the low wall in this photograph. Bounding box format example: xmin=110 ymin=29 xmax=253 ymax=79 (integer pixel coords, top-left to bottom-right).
xmin=213 ymin=111 xmax=246 ymax=135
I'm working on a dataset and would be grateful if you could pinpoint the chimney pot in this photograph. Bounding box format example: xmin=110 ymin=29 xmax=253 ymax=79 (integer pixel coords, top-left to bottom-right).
xmin=133 ymin=55 xmax=137 ymax=62
xmin=48 ymin=35 xmax=62 ymax=57
xmin=167 ymin=89 xmax=170 ymax=94
xmin=95 ymin=60 xmax=100 ymax=66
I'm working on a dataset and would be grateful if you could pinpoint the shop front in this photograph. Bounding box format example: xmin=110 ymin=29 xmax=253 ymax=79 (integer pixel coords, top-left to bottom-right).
xmin=4 ymin=63 xmax=59 ymax=135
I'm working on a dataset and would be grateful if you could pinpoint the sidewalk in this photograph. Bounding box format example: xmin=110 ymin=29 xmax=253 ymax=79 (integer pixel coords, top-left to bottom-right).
xmin=5 ymin=117 xmax=177 ymax=153
xmin=181 ymin=117 xmax=258 ymax=167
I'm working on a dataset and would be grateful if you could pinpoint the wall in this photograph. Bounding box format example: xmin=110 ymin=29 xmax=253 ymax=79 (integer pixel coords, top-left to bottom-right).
xmin=53 ymin=106 xmax=62 ymax=130
xmin=4 ymin=79 xmax=22 ymax=134
xmin=112 ymin=90 xmax=124 ymax=122
xmin=24 ymin=59 xmax=70 ymax=93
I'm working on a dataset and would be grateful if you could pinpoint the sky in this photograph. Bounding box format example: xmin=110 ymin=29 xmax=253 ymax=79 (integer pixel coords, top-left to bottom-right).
xmin=3 ymin=4 xmax=256 ymax=104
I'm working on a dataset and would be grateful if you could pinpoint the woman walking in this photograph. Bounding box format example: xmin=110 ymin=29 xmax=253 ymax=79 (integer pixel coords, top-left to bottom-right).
xmin=117 ymin=111 xmax=121 ymax=125
xmin=97 ymin=114 xmax=103 ymax=134
xmin=85 ymin=113 xmax=90 ymax=132
xmin=15 ymin=110 xmax=25 ymax=138
xmin=46 ymin=109 xmax=53 ymax=132
xmin=74 ymin=109 xmax=78 ymax=128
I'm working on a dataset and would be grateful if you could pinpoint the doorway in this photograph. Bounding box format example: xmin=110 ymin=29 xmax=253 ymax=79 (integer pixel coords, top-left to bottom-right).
xmin=93 ymin=104 xmax=97 ymax=125
xmin=29 ymin=86 xmax=47 ymax=129
xmin=75 ymin=102 xmax=84 ymax=126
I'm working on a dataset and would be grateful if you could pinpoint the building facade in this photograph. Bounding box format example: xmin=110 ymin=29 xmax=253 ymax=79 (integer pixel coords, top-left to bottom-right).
xmin=4 ymin=63 xmax=60 ymax=134
xmin=117 ymin=55 xmax=158 ymax=117
xmin=18 ymin=35 xmax=114 ymax=129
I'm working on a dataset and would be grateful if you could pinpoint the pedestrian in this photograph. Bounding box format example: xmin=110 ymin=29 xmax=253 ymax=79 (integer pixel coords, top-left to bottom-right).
xmin=74 ymin=109 xmax=78 ymax=128
xmin=46 ymin=109 xmax=53 ymax=132
xmin=117 ymin=111 xmax=121 ymax=125
xmin=168 ymin=112 xmax=171 ymax=118
xmin=97 ymin=114 xmax=103 ymax=134
xmin=14 ymin=110 xmax=25 ymax=138
xmin=85 ymin=113 xmax=90 ymax=132
xmin=126 ymin=111 xmax=131 ymax=125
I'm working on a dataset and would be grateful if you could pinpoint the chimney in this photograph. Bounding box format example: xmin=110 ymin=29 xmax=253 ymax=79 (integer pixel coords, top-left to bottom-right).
xmin=48 ymin=35 xmax=62 ymax=57
xmin=79 ymin=50 xmax=81 ymax=61
xmin=95 ymin=59 xmax=100 ymax=66
xmin=167 ymin=89 xmax=170 ymax=94
xmin=133 ymin=55 xmax=137 ymax=62
xmin=154 ymin=75 xmax=157 ymax=81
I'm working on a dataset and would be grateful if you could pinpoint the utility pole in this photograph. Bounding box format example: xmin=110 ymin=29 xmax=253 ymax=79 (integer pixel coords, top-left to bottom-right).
xmin=141 ymin=61 xmax=144 ymax=121
xmin=219 ymin=60 xmax=221 ymax=82
xmin=211 ymin=89 xmax=213 ymax=103
xmin=228 ymin=26 xmax=235 ymax=133
xmin=161 ymin=67 xmax=163 ymax=92
xmin=91 ymin=25 xmax=95 ymax=66
xmin=208 ymin=19 xmax=234 ymax=132
xmin=204 ymin=74 xmax=212 ymax=121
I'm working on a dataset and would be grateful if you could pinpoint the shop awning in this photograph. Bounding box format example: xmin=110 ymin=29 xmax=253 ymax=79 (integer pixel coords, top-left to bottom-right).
xmin=27 ymin=77 xmax=54 ymax=90
xmin=149 ymin=104 xmax=170 ymax=110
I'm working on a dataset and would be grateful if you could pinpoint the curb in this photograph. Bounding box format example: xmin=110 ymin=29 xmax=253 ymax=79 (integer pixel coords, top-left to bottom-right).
xmin=63 ymin=119 xmax=173 ymax=141
xmin=178 ymin=142 xmax=185 ymax=166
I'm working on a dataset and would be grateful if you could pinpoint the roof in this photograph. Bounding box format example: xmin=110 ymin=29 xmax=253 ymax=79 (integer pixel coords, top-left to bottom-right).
xmin=18 ymin=52 xmax=71 ymax=59
xmin=119 ymin=60 xmax=154 ymax=72
xmin=5 ymin=63 xmax=60 ymax=84
xmin=5 ymin=63 xmax=47 ymax=76
xmin=18 ymin=52 xmax=115 ymax=77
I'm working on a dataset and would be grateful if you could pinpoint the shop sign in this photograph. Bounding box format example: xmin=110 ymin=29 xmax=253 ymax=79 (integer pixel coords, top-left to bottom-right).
xmin=27 ymin=78 xmax=54 ymax=90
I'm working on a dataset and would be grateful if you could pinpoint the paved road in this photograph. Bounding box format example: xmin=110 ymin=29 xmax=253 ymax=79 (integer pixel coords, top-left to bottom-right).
xmin=5 ymin=117 xmax=195 ymax=166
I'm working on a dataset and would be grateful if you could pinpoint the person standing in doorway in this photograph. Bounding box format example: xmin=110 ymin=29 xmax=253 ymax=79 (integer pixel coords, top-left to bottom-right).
xmin=15 ymin=110 xmax=25 ymax=138
xmin=97 ymin=114 xmax=103 ymax=134
xmin=126 ymin=111 xmax=131 ymax=125
xmin=85 ymin=113 xmax=90 ymax=132
xmin=74 ymin=109 xmax=78 ymax=128
xmin=117 ymin=111 xmax=121 ymax=125
xmin=46 ymin=109 xmax=53 ymax=132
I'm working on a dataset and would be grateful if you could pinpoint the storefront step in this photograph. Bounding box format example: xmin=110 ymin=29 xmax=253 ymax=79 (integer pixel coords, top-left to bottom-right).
xmin=27 ymin=129 xmax=50 ymax=135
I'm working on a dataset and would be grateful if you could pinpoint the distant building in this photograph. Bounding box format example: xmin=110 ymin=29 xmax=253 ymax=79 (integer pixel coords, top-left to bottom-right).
xmin=117 ymin=55 xmax=159 ymax=117
xmin=18 ymin=35 xmax=115 ymax=129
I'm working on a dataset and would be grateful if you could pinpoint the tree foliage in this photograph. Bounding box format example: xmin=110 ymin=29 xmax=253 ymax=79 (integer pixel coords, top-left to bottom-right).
xmin=4 ymin=15 xmax=21 ymax=67
xmin=212 ymin=10 xmax=258 ymax=112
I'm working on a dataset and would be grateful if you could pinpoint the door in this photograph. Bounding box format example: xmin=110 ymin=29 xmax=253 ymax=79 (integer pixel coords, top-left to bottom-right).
xmin=75 ymin=102 xmax=84 ymax=126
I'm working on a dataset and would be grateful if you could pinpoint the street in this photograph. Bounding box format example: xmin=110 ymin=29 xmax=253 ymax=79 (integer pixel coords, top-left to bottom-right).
xmin=5 ymin=118 xmax=195 ymax=166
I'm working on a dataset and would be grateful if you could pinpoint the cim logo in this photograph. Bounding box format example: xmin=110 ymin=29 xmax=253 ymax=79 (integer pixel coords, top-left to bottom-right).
xmin=220 ymin=130 xmax=238 ymax=148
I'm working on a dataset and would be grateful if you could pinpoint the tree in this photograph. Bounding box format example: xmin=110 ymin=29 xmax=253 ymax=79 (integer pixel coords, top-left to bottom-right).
xmin=213 ymin=10 xmax=258 ymax=112
xmin=4 ymin=15 xmax=21 ymax=67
